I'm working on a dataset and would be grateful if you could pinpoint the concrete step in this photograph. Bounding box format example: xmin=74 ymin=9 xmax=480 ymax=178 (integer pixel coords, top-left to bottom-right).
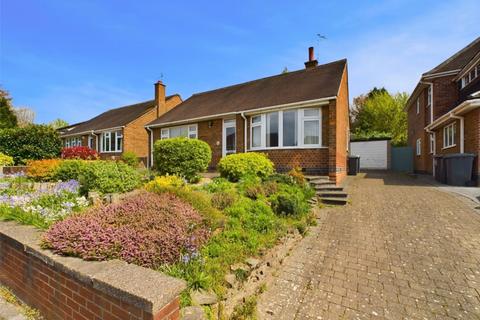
xmin=310 ymin=181 xmax=336 ymax=187
xmin=320 ymin=197 xmax=348 ymax=206
xmin=316 ymin=191 xmax=348 ymax=198
xmin=305 ymin=175 xmax=330 ymax=182
xmin=314 ymin=185 xmax=342 ymax=191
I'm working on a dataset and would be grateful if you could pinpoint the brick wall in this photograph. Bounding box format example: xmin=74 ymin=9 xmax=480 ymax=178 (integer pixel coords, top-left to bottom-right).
xmin=332 ymin=65 xmax=349 ymax=184
xmin=431 ymin=75 xmax=459 ymax=121
xmin=124 ymin=108 xmax=157 ymax=159
xmin=0 ymin=222 xmax=185 ymax=320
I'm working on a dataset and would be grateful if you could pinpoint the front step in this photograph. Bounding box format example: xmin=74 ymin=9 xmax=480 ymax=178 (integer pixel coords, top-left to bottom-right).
xmin=320 ymin=197 xmax=348 ymax=205
xmin=316 ymin=191 xmax=348 ymax=198
xmin=315 ymin=186 xmax=344 ymax=192
xmin=305 ymin=175 xmax=329 ymax=181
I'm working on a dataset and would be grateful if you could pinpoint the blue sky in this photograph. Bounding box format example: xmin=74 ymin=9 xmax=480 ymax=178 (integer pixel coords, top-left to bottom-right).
xmin=0 ymin=0 xmax=478 ymax=124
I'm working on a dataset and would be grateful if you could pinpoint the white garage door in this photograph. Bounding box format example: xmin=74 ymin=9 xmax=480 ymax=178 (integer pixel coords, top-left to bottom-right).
xmin=350 ymin=140 xmax=391 ymax=170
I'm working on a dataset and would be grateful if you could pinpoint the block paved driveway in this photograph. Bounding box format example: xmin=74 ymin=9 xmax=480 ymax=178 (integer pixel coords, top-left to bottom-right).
xmin=257 ymin=172 xmax=480 ymax=319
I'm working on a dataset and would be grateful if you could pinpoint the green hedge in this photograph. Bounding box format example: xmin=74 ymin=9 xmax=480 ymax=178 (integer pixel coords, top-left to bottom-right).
xmin=0 ymin=125 xmax=62 ymax=164
xmin=79 ymin=161 xmax=141 ymax=194
xmin=153 ymin=137 xmax=211 ymax=182
xmin=218 ymin=152 xmax=274 ymax=182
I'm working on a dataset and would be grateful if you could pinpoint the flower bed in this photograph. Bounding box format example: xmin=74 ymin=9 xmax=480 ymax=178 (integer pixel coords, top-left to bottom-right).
xmin=42 ymin=191 xmax=210 ymax=268
xmin=0 ymin=175 xmax=89 ymax=229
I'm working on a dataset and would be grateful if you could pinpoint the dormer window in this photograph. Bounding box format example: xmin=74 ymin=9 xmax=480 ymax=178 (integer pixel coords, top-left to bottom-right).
xmin=460 ymin=63 xmax=479 ymax=89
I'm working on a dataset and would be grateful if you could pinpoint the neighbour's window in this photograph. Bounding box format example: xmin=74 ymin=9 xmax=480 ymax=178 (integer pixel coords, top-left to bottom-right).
xmin=427 ymin=86 xmax=432 ymax=107
xmin=443 ymin=123 xmax=456 ymax=148
xmin=460 ymin=63 xmax=479 ymax=89
xmin=429 ymin=134 xmax=434 ymax=154
xmin=88 ymin=136 xmax=94 ymax=149
xmin=100 ymin=130 xmax=122 ymax=152
xmin=64 ymin=137 xmax=82 ymax=147
xmin=250 ymin=107 xmax=322 ymax=149
xmin=416 ymin=98 xmax=420 ymax=114
xmin=416 ymin=138 xmax=421 ymax=156
xmin=160 ymin=124 xmax=198 ymax=140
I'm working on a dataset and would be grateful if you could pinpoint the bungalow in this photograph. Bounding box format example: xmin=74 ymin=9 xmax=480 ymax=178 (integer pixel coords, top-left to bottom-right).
xmin=406 ymin=37 xmax=480 ymax=184
xmin=146 ymin=48 xmax=350 ymax=184
xmin=58 ymin=85 xmax=182 ymax=164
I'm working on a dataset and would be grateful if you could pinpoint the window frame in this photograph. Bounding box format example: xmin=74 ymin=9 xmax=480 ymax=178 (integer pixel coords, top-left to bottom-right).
xmin=416 ymin=97 xmax=420 ymax=114
xmin=416 ymin=138 xmax=421 ymax=156
xmin=100 ymin=130 xmax=123 ymax=153
xmin=443 ymin=123 xmax=456 ymax=149
xmin=429 ymin=134 xmax=435 ymax=154
xmin=159 ymin=124 xmax=198 ymax=140
xmin=427 ymin=86 xmax=432 ymax=107
xmin=249 ymin=107 xmax=323 ymax=151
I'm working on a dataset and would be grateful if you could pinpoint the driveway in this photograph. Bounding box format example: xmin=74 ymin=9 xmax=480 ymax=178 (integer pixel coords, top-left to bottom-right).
xmin=257 ymin=172 xmax=480 ymax=319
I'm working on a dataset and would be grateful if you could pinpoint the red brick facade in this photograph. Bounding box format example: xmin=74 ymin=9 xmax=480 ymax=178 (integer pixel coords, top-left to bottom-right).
xmin=0 ymin=230 xmax=181 ymax=320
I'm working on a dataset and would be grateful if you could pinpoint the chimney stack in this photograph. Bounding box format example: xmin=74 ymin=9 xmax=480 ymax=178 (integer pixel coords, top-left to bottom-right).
xmin=155 ymin=80 xmax=166 ymax=118
xmin=304 ymin=47 xmax=318 ymax=69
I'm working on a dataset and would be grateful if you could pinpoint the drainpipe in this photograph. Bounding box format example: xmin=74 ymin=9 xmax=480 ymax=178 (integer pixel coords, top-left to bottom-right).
xmin=450 ymin=114 xmax=465 ymax=153
xmin=240 ymin=112 xmax=247 ymax=153
xmin=420 ymin=81 xmax=434 ymax=173
xmin=425 ymin=129 xmax=436 ymax=177
xmin=146 ymin=126 xmax=154 ymax=168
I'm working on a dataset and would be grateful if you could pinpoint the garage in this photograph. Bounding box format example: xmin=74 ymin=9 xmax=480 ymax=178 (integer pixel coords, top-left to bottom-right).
xmin=350 ymin=138 xmax=391 ymax=170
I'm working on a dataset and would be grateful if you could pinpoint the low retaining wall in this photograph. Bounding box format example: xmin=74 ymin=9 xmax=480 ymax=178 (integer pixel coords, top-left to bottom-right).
xmin=1 ymin=166 xmax=28 ymax=175
xmin=0 ymin=222 xmax=186 ymax=320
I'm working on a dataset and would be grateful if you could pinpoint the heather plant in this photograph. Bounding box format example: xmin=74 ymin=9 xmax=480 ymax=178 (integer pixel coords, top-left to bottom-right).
xmin=217 ymin=152 xmax=274 ymax=182
xmin=153 ymin=137 xmax=211 ymax=182
xmin=42 ymin=191 xmax=210 ymax=268
xmin=211 ymin=192 xmax=236 ymax=210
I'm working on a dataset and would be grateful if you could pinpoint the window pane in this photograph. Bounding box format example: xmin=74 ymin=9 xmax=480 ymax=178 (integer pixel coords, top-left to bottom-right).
xmin=252 ymin=115 xmax=261 ymax=124
xmin=266 ymin=112 xmax=279 ymax=147
xmin=170 ymin=126 xmax=188 ymax=138
xmin=110 ymin=132 xmax=116 ymax=151
xmin=304 ymin=120 xmax=319 ymax=145
xmin=226 ymin=127 xmax=236 ymax=153
xmin=117 ymin=136 xmax=122 ymax=151
xmin=252 ymin=126 xmax=261 ymax=148
xmin=304 ymin=109 xmax=319 ymax=117
xmin=283 ymin=110 xmax=298 ymax=146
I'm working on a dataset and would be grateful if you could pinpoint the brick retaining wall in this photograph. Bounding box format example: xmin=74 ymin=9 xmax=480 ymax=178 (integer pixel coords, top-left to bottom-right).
xmin=0 ymin=222 xmax=185 ymax=320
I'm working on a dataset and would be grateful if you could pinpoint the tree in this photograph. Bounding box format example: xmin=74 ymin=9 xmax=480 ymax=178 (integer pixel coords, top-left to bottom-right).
xmin=351 ymin=88 xmax=409 ymax=146
xmin=49 ymin=118 xmax=69 ymax=129
xmin=14 ymin=107 xmax=35 ymax=127
xmin=0 ymin=89 xmax=18 ymax=129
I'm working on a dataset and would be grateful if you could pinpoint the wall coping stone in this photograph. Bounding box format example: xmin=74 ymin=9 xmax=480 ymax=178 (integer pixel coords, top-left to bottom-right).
xmin=0 ymin=221 xmax=186 ymax=313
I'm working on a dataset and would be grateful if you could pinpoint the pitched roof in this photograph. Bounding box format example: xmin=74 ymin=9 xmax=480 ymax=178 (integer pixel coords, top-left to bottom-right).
xmin=61 ymin=95 xmax=178 ymax=136
xmin=148 ymin=59 xmax=347 ymax=126
xmin=423 ymin=37 xmax=480 ymax=76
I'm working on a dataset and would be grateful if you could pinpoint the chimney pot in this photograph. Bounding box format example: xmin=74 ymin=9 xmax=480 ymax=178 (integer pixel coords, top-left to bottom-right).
xmin=304 ymin=47 xmax=318 ymax=69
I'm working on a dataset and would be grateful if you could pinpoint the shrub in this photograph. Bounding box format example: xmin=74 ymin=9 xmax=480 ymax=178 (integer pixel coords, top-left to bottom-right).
xmin=0 ymin=125 xmax=62 ymax=164
xmin=121 ymin=151 xmax=139 ymax=167
xmin=0 ymin=152 xmax=13 ymax=166
xmin=26 ymin=159 xmax=62 ymax=181
xmin=145 ymin=175 xmax=185 ymax=189
xmin=218 ymin=153 xmax=274 ymax=182
xmin=52 ymin=159 xmax=89 ymax=182
xmin=211 ymin=192 xmax=236 ymax=210
xmin=264 ymin=173 xmax=294 ymax=185
xmin=288 ymin=167 xmax=306 ymax=186
xmin=261 ymin=180 xmax=278 ymax=197
xmin=203 ymin=178 xmax=235 ymax=194
xmin=238 ymin=176 xmax=264 ymax=200
xmin=42 ymin=191 xmax=210 ymax=268
xmin=61 ymin=146 xmax=99 ymax=160
xmin=269 ymin=184 xmax=313 ymax=216
xmin=153 ymin=137 xmax=211 ymax=182
xmin=79 ymin=161 xmax=141 ymax=194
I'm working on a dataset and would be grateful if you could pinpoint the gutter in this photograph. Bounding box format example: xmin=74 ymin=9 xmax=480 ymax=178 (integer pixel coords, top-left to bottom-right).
xmin=144 ymin=96 xmax=335 ymax=129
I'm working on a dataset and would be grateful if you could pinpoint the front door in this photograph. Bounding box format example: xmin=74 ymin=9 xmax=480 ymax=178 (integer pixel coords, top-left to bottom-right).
xmin=223 ymin=119 xmax=236 ymax=157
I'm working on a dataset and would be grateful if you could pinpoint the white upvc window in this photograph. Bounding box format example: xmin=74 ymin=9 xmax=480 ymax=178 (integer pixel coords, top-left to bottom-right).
xmin=64 ymin=137 xmax=82 ymax=147
xmin=160 ymin=124 xmax=198 ymax=140
xmin=416 ymin=138 xmax=421 ymax=156
xmin=429 ymin=134 xmax=435 ymax=154
xmin=250 ymin=107 xmax=322 ymax=150
xmin=443 ymin=123 xmax=456 ymax=148
xmin=427 ymin=86 xmax=432 ymax=107
xmin=100 ymin=130 xmax=123 ymax=153
xmin=416 ymin=98 xmax=420 ymax=114
xmin=88 ymin=136 xmax=94 ymax=149
xmin=460 ymin=62 xmax=480 ymax=89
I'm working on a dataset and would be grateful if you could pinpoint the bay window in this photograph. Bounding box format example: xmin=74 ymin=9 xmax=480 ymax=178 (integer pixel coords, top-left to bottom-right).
xmin=250 ymin=107 xmax=322 ymax=149
xmin=160 ymin=124 xmax=198 ymax=140
xmin=100 ymin=130 xmax=123 ymax=152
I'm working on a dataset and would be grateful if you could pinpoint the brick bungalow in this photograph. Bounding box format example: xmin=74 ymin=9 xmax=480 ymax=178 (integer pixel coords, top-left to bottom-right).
xmin=146 ymin=48 xmax=350 ymax=184
xmin=407 ymin=37 xmax=480 ymax=182
xmin=58 ymin=84 xmax=181 ymax=164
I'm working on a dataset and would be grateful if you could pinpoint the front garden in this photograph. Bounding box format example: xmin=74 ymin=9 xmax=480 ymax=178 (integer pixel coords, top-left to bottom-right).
xmin=0 ymin=137 xmax=318 ymax=319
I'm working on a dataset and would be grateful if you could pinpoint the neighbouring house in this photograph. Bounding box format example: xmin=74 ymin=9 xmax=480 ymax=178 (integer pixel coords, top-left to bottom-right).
xmin=407 ymin=37 xmax=480 ymax=183
xmin=58 ymin=83 xmax=182 ymax=164
xmin=146 ymin=48 xmax=350 ymax=184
